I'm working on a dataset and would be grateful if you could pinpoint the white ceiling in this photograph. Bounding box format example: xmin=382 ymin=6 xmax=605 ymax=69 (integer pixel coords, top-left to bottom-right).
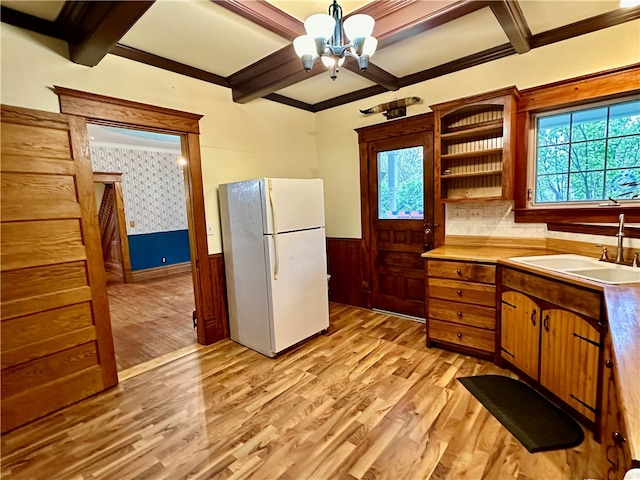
xmin=2 ymin=0 xmax=632 ymax=107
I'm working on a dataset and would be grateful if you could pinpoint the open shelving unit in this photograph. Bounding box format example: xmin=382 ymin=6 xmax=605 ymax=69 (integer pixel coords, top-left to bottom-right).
xmin=431 ymin=87 xmax=520 ymax=202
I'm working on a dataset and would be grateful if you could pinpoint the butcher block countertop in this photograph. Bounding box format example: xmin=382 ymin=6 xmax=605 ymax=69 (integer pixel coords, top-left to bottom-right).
xmin=423 ymin=245 xmax=640 ymax=465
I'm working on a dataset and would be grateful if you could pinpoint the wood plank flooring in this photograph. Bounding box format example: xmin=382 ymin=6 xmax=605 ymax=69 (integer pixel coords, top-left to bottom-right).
xmin=107 ymin=272 xmax=196 ymax=371
xmin=1 ymin=304 xmax=604 ymax=479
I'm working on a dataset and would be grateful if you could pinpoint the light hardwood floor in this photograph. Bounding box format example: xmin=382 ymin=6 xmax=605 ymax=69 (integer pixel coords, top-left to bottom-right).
xmin=107 ymin=271 xmax=197 ymax=371
xmin=1 ymin=304 xmax=604 ymax=479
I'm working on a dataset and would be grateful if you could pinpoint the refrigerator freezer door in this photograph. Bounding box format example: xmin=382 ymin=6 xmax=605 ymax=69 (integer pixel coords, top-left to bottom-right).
xmin=264 ymin=227 xmax=329 ymax=353
xmin=261 ymin=178 xmax=325 ymax=234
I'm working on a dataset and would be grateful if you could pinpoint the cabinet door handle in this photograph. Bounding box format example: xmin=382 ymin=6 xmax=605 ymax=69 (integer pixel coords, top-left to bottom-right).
xmin=456 ymin=332 xmax=462 ymax=339
xmin=613 ymin=431 xmax=626 ymax=445
xmin=456 ymin=269 xmax=462 ymax=275
xmin=530 ymin=308 xmax=537 ymax=326
xmin=457 ymin=311 xmax=462 ymax=317
xmin=457 ymin=290 xmax=462 ymax=296
xmin=605 ymin=359 xmax=614 ymax=368
xmin=543 ymin=313 xmax=550 ymax=332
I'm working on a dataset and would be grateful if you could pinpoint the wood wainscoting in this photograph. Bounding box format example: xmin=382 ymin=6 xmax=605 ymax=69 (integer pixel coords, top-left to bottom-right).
xmin=327 ymin=238 xmax=366 ymax=308
xmin=206 ymin=253 xmax=229 ymax=340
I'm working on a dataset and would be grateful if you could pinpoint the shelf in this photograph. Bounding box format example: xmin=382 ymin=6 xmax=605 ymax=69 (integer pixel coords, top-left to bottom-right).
xmin=441 ymin=169 xmax=503 ymax=179
xmin=441 ymin=122 xmax=503 ymax=141
xmin=441 ymin=148 xmax=503 ymax=161
xmin=441 ymin=195 xmax=504 ymax=203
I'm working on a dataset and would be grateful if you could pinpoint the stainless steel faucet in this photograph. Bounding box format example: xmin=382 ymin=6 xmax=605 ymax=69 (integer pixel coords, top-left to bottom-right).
xmin=615 ymin=213 xmax=625 ymax=264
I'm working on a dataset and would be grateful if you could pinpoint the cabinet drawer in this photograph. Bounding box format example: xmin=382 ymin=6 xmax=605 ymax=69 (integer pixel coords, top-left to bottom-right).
xmin=428 ymin=260 xmax=495 ymax=284
xmin=429 ymin=319 xmax=495 ymax=353
xmin=428 ymin=298 xmax=495 ymax=330
xmin=428 ymin=278 xmax=496 ymax=307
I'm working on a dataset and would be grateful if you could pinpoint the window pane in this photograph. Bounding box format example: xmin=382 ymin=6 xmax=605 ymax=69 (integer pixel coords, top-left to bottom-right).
xmin=570 ymin=140 xmax=606 ymax=172
xmin=377 ymin=146 xmax=423 ymax=219
xmin=571 ymin=107 xmax=607 ymax=142
xmin=609 ymin=100 xmax=640 ymax=137
xmin=536 ymin=174 xmax=568 ymax=203
xmin=568 ymin=171 xmax=604 ymax=201
xmin=607 ymin=136 xmax=640 ymax=169
xmin=606 ymin=168 xmax=640 ymax=200
xmin=537 ymin=145 xmax=569 ymax=174
xmin=538 ymin=114 xmax=571 ymax=146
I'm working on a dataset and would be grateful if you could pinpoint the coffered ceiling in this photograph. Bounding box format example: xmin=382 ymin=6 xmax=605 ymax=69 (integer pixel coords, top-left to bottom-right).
xmin=2 ymin=0 xmax=638 ymax=112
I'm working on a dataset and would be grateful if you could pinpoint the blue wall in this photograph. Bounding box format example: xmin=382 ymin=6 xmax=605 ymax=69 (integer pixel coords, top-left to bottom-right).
xmin=128 ymin=230 xmax=191 ymax=271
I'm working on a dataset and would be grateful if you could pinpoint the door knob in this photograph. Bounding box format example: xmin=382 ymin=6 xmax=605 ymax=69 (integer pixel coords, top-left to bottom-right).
xmin=424 ymin=228 xmax=432 ymax=235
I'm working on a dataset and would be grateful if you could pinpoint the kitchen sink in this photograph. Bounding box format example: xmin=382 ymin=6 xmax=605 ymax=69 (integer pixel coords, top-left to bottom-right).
xmin=508 ymin=254 xmax=640 ymax=285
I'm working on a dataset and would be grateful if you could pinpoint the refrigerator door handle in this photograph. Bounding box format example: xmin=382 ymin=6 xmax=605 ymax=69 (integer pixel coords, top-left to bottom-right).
xmin=268 ymin=178 xmax=279 ymax=279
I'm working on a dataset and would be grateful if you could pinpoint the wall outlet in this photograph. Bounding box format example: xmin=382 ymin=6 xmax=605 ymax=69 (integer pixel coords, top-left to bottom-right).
xmin=130 ymin=220 xmax=135 ymax=227
xmin=161 ymin=257 xmax=166 ymax=263
xmin=207 ymin=224 xmax=213 ymax=235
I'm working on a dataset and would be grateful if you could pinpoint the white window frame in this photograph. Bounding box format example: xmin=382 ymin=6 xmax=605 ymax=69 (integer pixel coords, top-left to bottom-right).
xmin=527 ymin=95 xmax=640 ymax=209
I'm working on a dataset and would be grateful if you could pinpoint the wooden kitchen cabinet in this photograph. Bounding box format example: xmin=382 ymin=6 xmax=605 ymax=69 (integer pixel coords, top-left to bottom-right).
xmin=501 ymin=290 xmax=540 ymax=380
xmin=500 ymin=266 xmax=604 ymax=430
xmin=601 ymin=335 xmax=632 ymax=480
xmin=431 ymin=86 xmax=520 ymax=202
xmin=426 ymin=259 xmax=497 ymax=359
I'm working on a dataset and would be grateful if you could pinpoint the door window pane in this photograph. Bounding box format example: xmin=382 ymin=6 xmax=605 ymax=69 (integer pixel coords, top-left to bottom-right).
xmin=377 ymin=146 xmax=423 ymax=219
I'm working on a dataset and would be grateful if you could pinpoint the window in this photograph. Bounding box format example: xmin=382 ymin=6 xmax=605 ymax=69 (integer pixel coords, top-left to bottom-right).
xmin=377 ymin=146 xmax=424 ymax=219
xmin=531 ymin=98 xmax=640 ymax=205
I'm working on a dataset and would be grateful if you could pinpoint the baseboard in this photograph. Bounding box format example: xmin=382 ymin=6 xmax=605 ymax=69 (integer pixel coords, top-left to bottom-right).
xmin=131 ymin=262 xmax=192 ymax=282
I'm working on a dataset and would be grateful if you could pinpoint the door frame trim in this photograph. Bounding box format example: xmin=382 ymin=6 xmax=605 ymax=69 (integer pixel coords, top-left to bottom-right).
xmin=93 ymin=172 xmax=133 ymax=283
xmin=356 ymin=112 xmax=444 ymax=309
xmin=54 ymin=86 xmax=228 ymax=345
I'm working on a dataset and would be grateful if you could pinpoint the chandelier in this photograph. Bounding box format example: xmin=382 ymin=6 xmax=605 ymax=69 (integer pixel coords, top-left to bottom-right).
xmin=293 ymin=0 xmax=378 ymax=81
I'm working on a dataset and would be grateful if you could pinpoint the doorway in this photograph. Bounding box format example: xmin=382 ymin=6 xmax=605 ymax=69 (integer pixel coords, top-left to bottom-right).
xmin=357 ymin=114 xmax=442 ymax=319
xmin=88 ymin=124 xmax=196 ymax=371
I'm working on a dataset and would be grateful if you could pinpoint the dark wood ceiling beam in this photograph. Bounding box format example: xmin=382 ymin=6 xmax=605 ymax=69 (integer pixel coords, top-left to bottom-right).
xmin=225 ymin=0 xmax=486 ymax=103
xmin=0 ymin=6 xmax=65 ymax=40
xmin=213 ymin=0 xmax=304 ymax=40
xmin=56 ymin=1 xmax=155 ymax=67
xmin=365 ymin=0 xmax=490 ymax=49
xmin=263 ymin=94 xmax=315 ymax=112
xmin=110 ymin=44 xmax=229 ymax=87
xmin=228 ymin=46 xmax=326 ymax=104
xmin=531 ymin=5 xmax=640 ymax=48
xmin=343 ymin=63 xmax=399 ymax=91
xmin=490 ymin=0 xmax=531 ymax=54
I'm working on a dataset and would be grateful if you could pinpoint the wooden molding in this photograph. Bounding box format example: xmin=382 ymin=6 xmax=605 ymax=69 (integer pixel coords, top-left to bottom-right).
xmin=444 ymin=235 xmax=547 ymax=248
xmin=54 ymin=86 xmax=203 ymax=134
xmin=531 ymin=5 xmax=640 ymax=50
xmin=214 ymin=0 xmax=304 ymax=40
xmin=57 ymin=87 xmax=224 ymax=345
xmin=262 ymin=93 xmax=315 ymax=112
xmin=93 ymin=171 xmax=122 ymax=183
xmin=56 ymin=1 xmax=154 ymax=67
xmin=110 ymin=44 xmax=229 ymax=88
xmin=517 ymin=63 xmax=640 ymax=112
xmin=343 ymin=63 xmax=399 ymax=92
xmin=0 ymin=6 xmax=64 ymax=40
xmin=130 ymin=262 xmax=192 ymax=282
xmin=314 ymin=85 xmax=389 ymax=113
xmin=547 ymin=222 xmax=640 ymax=239
xmin=490 ymin=0 xmax=532 ymax=54
xmin=227 ymin=0 xmax=486 ymax=105
xmin=356 ymin=112 xmax=435 ymax=143
xmin=515 ymin=207 xmax=640 ymax=224
xmin=207 ymin=254 xmax=230 ymax=341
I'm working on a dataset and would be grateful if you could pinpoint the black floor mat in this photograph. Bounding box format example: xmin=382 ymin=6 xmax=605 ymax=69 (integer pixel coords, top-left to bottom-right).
xmin=458 ymin=374 xmax=584 ymax=453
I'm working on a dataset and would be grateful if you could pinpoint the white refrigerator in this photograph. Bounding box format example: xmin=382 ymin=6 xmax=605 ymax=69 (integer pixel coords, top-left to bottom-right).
xmin=219 ymin=178 xmax=330 ymax=357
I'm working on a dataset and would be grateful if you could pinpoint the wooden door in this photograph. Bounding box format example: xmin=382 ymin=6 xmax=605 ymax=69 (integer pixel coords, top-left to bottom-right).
xmin=369 ymin=132 xmax=434 ymax=318
xmin=540 ymin=309 xmax=600 ymax=422
xmin=1 ymin=105 xmax=117 ymax=433
xmin=500 ymin=291 xmax=540 ymax=380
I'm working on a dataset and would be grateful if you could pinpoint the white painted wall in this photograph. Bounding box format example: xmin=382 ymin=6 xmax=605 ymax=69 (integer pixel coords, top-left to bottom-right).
xmin=2 ymin=21 xmax=639 ymax=253
xmin=315 ymin=21 xmax=640 ymax=250
xmin=0 ymin=25 xmax=317 ymax=254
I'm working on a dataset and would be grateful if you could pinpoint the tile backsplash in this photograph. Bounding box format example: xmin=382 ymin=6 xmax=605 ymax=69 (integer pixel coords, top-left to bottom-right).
xmin=446 ymin=201 xmax=640 ymax=249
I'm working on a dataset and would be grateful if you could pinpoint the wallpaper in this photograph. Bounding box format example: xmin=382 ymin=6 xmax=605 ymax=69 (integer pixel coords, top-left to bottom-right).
xmin=90 ymin=144 xmax=188 ymax=235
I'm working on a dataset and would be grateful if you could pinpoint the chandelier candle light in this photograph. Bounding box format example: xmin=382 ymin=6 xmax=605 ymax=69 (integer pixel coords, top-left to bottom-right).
xmin=293 ymin=0 xmax=378 ymax=80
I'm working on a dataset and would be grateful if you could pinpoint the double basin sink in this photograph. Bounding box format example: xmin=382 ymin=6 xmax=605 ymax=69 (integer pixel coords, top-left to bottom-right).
xmin=508 ymin=254 xmax=640 ymax=285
